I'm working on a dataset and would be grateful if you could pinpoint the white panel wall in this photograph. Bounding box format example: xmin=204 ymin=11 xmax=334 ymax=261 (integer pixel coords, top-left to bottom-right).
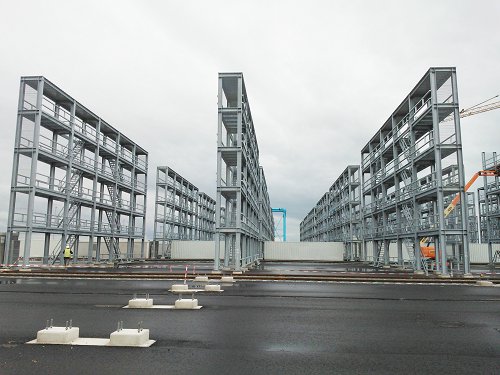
xmin=18 ymin=240 xmax=146 ymax=260
xmin=469 ymin=243 xmax=500 ymax=264
xmin=20 ymin=238 xmax=499 ymax=264
xmin=171 ymin=241 xmax=225 ymax=260
xmin=264 ymin=242 xmax=344 ymax=261
xmin=383 ymin=241 xmax=498 ymax=264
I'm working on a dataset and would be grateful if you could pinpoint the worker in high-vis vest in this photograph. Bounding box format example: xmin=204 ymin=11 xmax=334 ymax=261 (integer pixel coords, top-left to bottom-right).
xmin=63 ymin=245 xmax=73 ymax=266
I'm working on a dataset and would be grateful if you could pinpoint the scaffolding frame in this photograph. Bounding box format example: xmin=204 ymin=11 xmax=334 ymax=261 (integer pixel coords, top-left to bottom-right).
xmin=4 ymin=77 xmax=148 ymax=266
xmin=153 ymin=166 xmax=215 ymax=258
xmin=479 ymin=152 xmax=500 ymax=263
xmin=300 ymin=193 xmax=328 ymax=242
xmin=300 ymin=207 xmax=316 ymax=243
xmin=299 ymin=166 xmax=361 ymax=259
xmin=466 ymin=192 xmax=479 ymax=244
xmin=360 ymin=67 xmax=469 ymax=275
xmin=214 ymin=73 xmax=274 ymax=271
xmin=328 ymin=166 xmax=362 ymax=260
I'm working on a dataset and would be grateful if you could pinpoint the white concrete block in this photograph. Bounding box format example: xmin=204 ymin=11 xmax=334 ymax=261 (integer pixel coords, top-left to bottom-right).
xmin=476 ymin=280 xmax=494 ymax=286
xmin=175 ymin=298 xmax=198 ymax=309
xmin=205 ymin=284 xmax=221 ymax=292
xmin=109 ymin=329 xmax=150 ymax=346
xmin=128 ymin=298 xmax=153 ymax=308
xmin=171 ymin=284 xmax=189 ymax=292
xmin=220 ymin=276 xmax=234 ymax=283
xmin=37 ymin=327 xmax=79 ymax=344
xmin=194 ymin=276 xmax=209 ymax=282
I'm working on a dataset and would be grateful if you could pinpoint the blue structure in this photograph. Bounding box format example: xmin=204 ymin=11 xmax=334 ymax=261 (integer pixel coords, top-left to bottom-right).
xmin=272 ymin=208 xmax=287 ymax=242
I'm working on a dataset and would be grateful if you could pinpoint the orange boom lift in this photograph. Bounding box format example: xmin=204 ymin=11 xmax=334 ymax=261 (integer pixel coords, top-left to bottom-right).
xmin=420 ymin=167 xmax=500 ymax=258
xmin=419 ymin=94 xmax=500 ymax=259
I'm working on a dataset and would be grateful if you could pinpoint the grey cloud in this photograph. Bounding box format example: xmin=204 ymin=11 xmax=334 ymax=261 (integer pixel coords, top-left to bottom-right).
xmin=0 ymin=0 xmax=499 ymax=242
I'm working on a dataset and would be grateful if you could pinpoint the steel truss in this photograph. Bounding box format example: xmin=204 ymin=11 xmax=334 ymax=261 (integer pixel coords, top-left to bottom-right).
xmin=153 ymin=166 xmax=215 ymax=258
xmin=214 ymin=73 xmax=274 ymax=271
xmin=4 ymin=77 xmax=148 ymax=266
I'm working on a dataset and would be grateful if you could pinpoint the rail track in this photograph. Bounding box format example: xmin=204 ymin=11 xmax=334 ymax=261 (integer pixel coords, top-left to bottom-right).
xmin=0 ymin=269 xmax=498 ymax=284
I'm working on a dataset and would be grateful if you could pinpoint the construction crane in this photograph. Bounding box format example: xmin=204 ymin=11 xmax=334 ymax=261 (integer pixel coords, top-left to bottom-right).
xmin=443 ymin=95 xmax=500 ymax=122
xmin=271 ymin=208 xmax=287 ymax=241
xmin=421 ymin=95 xmax=500 ymax=259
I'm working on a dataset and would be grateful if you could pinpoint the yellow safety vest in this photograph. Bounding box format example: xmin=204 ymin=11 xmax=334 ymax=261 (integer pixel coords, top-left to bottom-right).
xmin=64 ymin=247 xmax=72 ymax=258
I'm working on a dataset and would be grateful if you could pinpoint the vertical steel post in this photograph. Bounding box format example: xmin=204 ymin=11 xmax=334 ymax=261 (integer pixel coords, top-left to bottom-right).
xmin=451 ymin=69 xmax=470 ymax=275
xmin=23 ymin=78 xmax=44 ymax=267
xmin=5 ymin=80 xmax=26 ymax=264
xmin=430 ymin=69 xmax=448 ymax=276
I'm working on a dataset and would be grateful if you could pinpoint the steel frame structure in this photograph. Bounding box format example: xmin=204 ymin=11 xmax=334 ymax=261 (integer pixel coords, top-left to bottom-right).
xmin=328 ymin=166 xmax=362 ymax=260
xmin=300 ymin=193 xmax=329 ymax=242
xmin=214 ymin=73 xmax=274 ymax=271
xmin=259 ymin=167 xmax=275 ymax=245
xmin=479 ymin=152 xmax=500 ymax=263
xmin=361 ymin=67 xmax=469 ymax=275
xmin=300 ymin=207 xmax=316 ymax=242
xmin=4 ymin=77 xmax=148 ymax=266
xmin=153 ymin=166 xmax=215 ymax=258
xmin=466 ymin=192 xmax=479 ymax=244
xmin=198 ymin=192 xmax=217 ymax=241
xmin=299 ymin=166 xmax=361 ymax=260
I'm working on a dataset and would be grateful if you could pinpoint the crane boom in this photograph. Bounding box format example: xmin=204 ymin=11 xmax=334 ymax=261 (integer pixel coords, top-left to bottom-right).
xmin=442 ymin=169 xmax=499 ymax=217
xmin=419 ymin=94 xmax=499 ymax=258
xmin=443 ymin=95 xmax=500 ymax=122
xmin=420 ymin=167 xmax=500 ymax=252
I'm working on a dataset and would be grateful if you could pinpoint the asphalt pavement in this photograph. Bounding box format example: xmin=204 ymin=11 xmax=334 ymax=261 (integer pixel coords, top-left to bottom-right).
xmin=0 ymin=277 xmax=499 ymax=374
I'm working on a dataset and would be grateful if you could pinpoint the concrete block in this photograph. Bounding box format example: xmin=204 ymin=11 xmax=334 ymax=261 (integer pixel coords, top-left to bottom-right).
xmin=437 ymin=274 xmax=451 ymax=278
xmin=205 ymin=284 xmax=221 ymax=292
xmin=128 ymin=298 xmax=153 ymax=308
xmin=220 ymin=276 xmax=235 ymax=283
xmin=109 ymin=329 xmax=150 ymax=346
xmin=171 ymin=284 xmax=189 ymax=292
xmin=175 ymin=298 xmax=198 ymax=309
xmin=476 ymin=280 xmax=494 ymax=286
xmin=37 ymin=327 xmax=79 ymax=344
xmin=194 ymin=276 xmax=209 ymax=282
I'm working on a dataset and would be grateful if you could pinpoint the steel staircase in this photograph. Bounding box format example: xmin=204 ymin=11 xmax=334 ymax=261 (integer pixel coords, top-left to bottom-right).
xmin=50 ymin=234 xmax=77 ymax=265
xmin=50 ymin=140 xmax=85 ymax=264
xmin=373 ymin=241 xmax=385 ymax=268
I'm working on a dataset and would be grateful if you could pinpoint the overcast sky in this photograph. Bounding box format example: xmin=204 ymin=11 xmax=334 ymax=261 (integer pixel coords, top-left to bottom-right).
xmin=0 ymin=0 xmax=499 ymax=241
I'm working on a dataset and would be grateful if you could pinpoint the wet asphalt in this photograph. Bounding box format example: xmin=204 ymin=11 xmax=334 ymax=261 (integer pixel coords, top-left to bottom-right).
xmin=0 ymin=278 xmax=499 ymax=375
